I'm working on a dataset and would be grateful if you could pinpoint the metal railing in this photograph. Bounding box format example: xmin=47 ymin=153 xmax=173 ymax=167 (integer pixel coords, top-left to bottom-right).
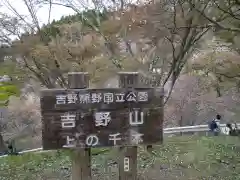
xmin=164 ymin=123 xmax=240 ymax=134
xmin=1 ymin=123 xmax=239 ymax=158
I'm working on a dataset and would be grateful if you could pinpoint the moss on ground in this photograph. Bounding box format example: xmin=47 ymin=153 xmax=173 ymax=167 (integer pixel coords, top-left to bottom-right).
xmin=0 ymin=135 xmax=239 ymax=180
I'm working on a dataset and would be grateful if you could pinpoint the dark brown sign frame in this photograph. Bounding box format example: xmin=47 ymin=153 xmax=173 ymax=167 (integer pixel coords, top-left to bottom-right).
xmin=40 ymin=72 xmax=163 ymax=150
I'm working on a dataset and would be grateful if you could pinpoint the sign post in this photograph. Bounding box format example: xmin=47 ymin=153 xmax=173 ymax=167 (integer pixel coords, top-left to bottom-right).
xmin=67 ymin=72 xmax=91 ymax=180
xmin=40 ymin=71 xmax=163 ymax=180
xmin=118 ymin=72 xmax=138 ymax=180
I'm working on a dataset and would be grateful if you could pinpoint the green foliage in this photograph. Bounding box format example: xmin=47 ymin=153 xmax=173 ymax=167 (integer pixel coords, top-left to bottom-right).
xmin=213 ymin=2 xmax=240 ymax=52
xmin=39 ymin=24 xmax=61 ymax=43
xmin=0 ymin=61 xmax=21 ymax=106
xmin=37 ymin=9 xmax=108 ymax=43
xmin=0 ymin=83 xmax=19 ymax=96
xmin=0 ymin=136 xmax=239 ymax=180
xmin=0 ymin=82 xmax=20 ymax=106
xmin=57 ymin=10 xmax=108 ymax=27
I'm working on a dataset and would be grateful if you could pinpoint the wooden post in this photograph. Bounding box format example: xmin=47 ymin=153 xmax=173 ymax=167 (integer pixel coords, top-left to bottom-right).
xmin=147 ymin=72 xmax=162 ymax=151
xmin=68 ymin=72 xmax=92 ymax=180
xmin=118 ymin=72 xmax=138 ymax=180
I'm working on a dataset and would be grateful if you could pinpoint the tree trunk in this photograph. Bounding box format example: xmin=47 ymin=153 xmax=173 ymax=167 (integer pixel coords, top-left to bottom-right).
xmin=179 ymin=115 xmax=183 ymax=136
xmin=215 ymin=77 xmax=222 ymax=97
xmin=0 ymin=133 xmax=6 ymax=152
xmin=236 ymin=80 xmax=240 ymax=93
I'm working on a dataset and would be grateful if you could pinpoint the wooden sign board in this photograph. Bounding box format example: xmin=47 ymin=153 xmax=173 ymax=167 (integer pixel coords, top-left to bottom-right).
xmin=41 ymin=88 xmax=163 ymax=150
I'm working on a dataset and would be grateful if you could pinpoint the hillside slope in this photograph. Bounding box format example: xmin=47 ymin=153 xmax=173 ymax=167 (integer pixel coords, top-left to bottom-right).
xmin=0 ymin=136 xmax=239 ymax=180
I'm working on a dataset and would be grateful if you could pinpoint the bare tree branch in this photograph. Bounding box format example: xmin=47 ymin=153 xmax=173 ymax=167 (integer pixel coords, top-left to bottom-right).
xmin=48 ymin=0 xmax=52 ymax=24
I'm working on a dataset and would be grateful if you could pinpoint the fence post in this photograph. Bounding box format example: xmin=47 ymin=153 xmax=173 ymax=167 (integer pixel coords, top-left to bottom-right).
xmin=67 ymin=72 xmax=92 ymax=180
xmin=118 ymin=72 xmax=138 ymax=180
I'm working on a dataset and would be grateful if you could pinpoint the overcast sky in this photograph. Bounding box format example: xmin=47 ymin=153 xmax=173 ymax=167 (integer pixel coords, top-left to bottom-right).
xmin=1 ymin=0 xmax=144 ymax=25
xmin=1 ymin=0 xmax=76 ymax=25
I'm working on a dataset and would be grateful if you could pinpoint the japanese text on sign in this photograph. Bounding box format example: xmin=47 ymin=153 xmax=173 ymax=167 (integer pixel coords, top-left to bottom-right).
xmin=94 ymin=112 xmax=111 ymax=127
xmin=63 ymin=132 xmax=145 ymax=147
xmin=93 ymin=110 xmax=145 ymax=127
xmin=61 ymin=113 xmax=76 ymax=128
xmin=124 ymin=157 xmax=130 ymax=172
xmin=59 ymin=110 xmax=145 ymax=128
xmin=55 ymin=91 xmax=149 ymax=105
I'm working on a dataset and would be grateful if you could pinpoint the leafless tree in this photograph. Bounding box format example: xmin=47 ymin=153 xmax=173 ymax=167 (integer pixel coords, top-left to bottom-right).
xmin=35 ymin=0 xmax=214 ymax=104
xmin=191 ymin=0 xmax=240 ymax=33
xmin=164 ymin=75 xmax=206 ymax=127
xmin=0 ymin=0 xmax=217 ymax=150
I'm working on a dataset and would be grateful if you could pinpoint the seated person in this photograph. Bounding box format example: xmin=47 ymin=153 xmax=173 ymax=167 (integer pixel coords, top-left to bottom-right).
xmin=6 ymin=140 xmax=18 ymax=155
xmin=226 ymin=123 xmax=239 ymax=136
xmin=209 ymin=114 xmax=221 ymax=135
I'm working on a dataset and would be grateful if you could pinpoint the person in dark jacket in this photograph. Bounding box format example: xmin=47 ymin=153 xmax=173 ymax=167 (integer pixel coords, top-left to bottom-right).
xmin=6 ymin=140 xmax=18 ymax=155
xmin=209 ymin=114 xmax=221 ymax=136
